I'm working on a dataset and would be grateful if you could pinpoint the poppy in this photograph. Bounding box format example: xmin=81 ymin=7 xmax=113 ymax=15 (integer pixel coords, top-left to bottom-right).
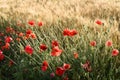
xmin=73 ymin=52 xmax=79 ymax=59
xmin=31 ymin=33 xmax=36 ymax=39
xmin=25 ymin=45 xmax=33 ymax=55
xmin=95 ymin=20 xmax=103 ymax=25
xmin=51 ymin=46 xmax=62 ymax=56
xmin=82 ymin=60 xmax=92 ymax=72
xmin=112 ymin=49 xmax=119 ymax=56
xmin=38 ymin=22 xmax=43 ymax=26
xmin=63 ymin=63 xmax=71 ymax=70
xmin=9 ymin=60 xmax=14 ymax=67
xmin=105 ymin=40 xmax=112 ymax=47
xmin=41 ymin=60 xmax=48 ymax=72
xmin=42 ymin=60 xmax=48 ymax=67
xmin=52 ymin=40 xmax=59 ymax=48
xmin=5 ymin=36 xmax=13 ymax=43
xmin=56 ymin=67 xmax=65 ymax=76
xmin=90 ymin=41 xmax=96 ymax=47
xmin=41 ymin=66 xmax=48 ymax=72
xmin=63 ymin=28 xmax=71 ymax=36
xmin=50 ymin=72 xmax=55 ymax=78
xmin=28 ymin=20 xmax=35 ymax=26
xmin=18 ymin=32 xmax=24 ymax=37
xmin=69 ymin=29 xmax=77 ymax=36
xmin=40 ymin=44 xmax=47 ymax=51
xmin=63 ymin=29 xmax=77 ymax=36
xmin=0 ymin=50 xmax=4 ymax=61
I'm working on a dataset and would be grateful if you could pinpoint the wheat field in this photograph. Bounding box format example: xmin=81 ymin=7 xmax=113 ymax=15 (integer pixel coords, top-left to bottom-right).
xmin=0 ymin=0 xmax=120 ymax=43
xmin=0 ymin=0 xmax=120 ymax=23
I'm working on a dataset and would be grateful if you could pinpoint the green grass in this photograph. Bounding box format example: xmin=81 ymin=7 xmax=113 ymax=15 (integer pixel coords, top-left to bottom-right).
xmin=0 ymin=18 xmax=120 ymax=80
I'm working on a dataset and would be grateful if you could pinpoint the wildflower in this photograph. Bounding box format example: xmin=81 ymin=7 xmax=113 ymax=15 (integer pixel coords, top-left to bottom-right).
xmin=26 ymin=29 xmax=32 ymax=35
xmin=6 ymin=27 xmax=14 ymax=33
xmin=31 ymin=33 xmax=36 ymax=39
xmin=0 ymin=32 xmax=4 ymax=36
xmin=41 ymin=66 xmax=48 ymax=72
xmin=9 ymin=60 xmax=14 ymax=67
xmin=18 ymin=32 xmax=24 ymax=37
xmin=63 ymin=63 xmax=71 ymax=70
xmin=4 ymin=42 xmax=10 ymax=49
xmin=50 ymin=72 xmax=55 ymax=78
xmin=41 ymin=60 xmax=48 ymax=72
xmin=105 ymin=40 xmax=112 ymax=47
xmin=56 ymin=67 xmax=65 ymax=76
xmin=25 ymin=45 xmax=33 ymax=55
xmin=73 ymin=52 xmax=79 ymax=59
xmin=82 ymin=60 xmax=92 ymax=72
xmin=42 ymin=60 xmax=48 ymax=67
xmin=38 ymin=21 xmax=43 ymax=26
xmin=5 ymin=36 xmax=13 ymax=43
xmin=40 ymin=44 xmax=47 ymax=51
xmin=95 ymin=20 xmax=103 ymax=25
xmin=28 ymin=20 xmax=35 ymax=26
xmin=112 ymin=49 xmax=119 ymax=56
xmin=26 ymin=29 xmax=32 ymax=38
xmin=51 ymin=46 xmax=62 ymax=56
xmin=52 ymin=40 xmax=59 ymax=48
xmin=90 ymin=41 xmax=96 ymax=47
xmin=63 ymin=29 xmax=77 ymax=36
xmin=69 ymin=29 xmax=77 ymax=36
xmin=63 ymin=28 xmax=71 ymax=36
xmin=0 ymin=50 xmax=4 ymax=61
xmin=16 ymin=38 xmax=21 ymax=42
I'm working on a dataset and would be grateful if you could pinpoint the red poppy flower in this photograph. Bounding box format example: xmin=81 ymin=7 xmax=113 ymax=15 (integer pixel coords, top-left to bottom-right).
xmin=4 ymin=42 xmax=10 ymax=49
xmin=63 ymin=63 xmax=71 ymax=70
xmin=0 ymin=32 xmax=4 ymax=36
xmin=9 ymin=60 xmax=14 ymax=67
xmin=112 ymin=49 xmax=119 ymax=56
xmin=90 ymin=41 xmax=96 ymax=47
xmin=38 ymin=22 xmax=43 ymax=26
xmin=51 ymin=46 xmax=62 ymax=56
xmin=26 ymin=29 xmax=32 ymax=35
xmin=26 ymin=29 xmax=33 ymax=38
xmin=28 ymin=20 xmax=35 ymax=26
xmin=42 ymin=60 xmax=48 ymax=67
xmin=50 ymin=72 xmax=55 ymax=78
xmin=40 ymin=44 xmax=47 ymax=51
xmin=6 ymin=27 xmax=14 ymax=33
xmin=95 ymin=20 xmax=103 ymax=25
xmin=41 ymin=60 xmax=48 ymax=71
xmin=18 ymin=32 xmax=24 ymax=37
xmin=25 ymin=45 xmax=33 ymax=55
xmin=105 ymin=40 xmax=112 ymax=47
xmin=82 ymin=60 xmax=92 ymax=72
xmin=69 ymin=29 xmax=77 ymax=36
xmin=73 ymin=52 xmax=79 ymax=59
xmin=52 ymin=40 xmax=59 ymax=48
xmin=0 ymin=50 xmax=4 ymax=61
xmin=56 ymin=67 xmax=65 ymax=76
xmin=31 ymin=33 xmax=36 ymax=39
xmin=63 ymin=28 xmax=71 ymax=36
xmin=5 ymin=36 xmax=13 ymax=43
xmin=41 ymin=66 xmax=48 ymax=72
xmin=63 ymin=29 xmax=77 ymax=36
xmin=16 ymin=38 xmax=21 ymax=42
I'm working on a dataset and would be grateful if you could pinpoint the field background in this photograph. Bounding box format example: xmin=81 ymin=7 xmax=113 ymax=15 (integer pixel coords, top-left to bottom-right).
xmin=0 ymin=0 xmax=120 ymax=80
xmin=0 ymin=0 xmax=120 ymax=45
xmin=0 ymin=0 xmax=120 ymax=23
